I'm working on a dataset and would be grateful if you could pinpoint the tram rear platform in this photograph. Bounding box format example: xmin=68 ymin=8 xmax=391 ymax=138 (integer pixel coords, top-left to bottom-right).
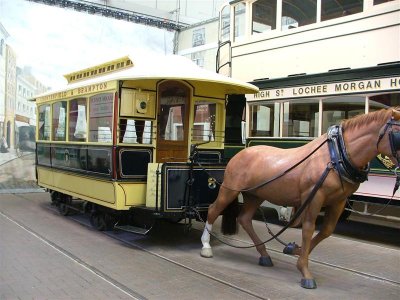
xmin=0 ymin=191 xmax=399 ymax=299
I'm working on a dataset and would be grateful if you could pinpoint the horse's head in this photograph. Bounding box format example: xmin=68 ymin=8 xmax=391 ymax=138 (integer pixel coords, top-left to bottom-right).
xmin=376 ymin=107 xmax=400 ymax=167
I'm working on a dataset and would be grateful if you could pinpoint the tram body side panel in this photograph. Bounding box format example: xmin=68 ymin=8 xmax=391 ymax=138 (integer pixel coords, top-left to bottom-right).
xmin=37 ymin=166 xmax=148 ymax=210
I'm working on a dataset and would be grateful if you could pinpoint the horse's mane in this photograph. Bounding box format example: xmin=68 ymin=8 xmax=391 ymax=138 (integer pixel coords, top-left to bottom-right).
xmin=341 ymin=107 xmax=397 ymax=131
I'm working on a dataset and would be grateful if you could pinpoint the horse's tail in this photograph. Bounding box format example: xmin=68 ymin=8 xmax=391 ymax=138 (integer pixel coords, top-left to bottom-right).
xmin=221 ymin=197 xmax=239 ymax=235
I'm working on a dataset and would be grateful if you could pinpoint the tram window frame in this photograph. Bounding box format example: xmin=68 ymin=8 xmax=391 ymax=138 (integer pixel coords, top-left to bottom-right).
xmin=249 ymin=102 xmax=280 ymax=137
xmin=220 ymin=5 xmax=231 ymax=41
xmin=52 ymin=101 xmax=67 ymax=141
xmin=283 ymin=100 xmax=319 ymax=138
xmin=282 ymin=0 xmax=317 ymax=30
xmin=321 ymin=0 xmax=363 ymax=22
xmin=89 ymin=93 xmax=114 ymax=143
xmin=234 ymin=2 xmax=246 ymax=41
xmin=38 ymin=104 xmax=51 ymax=141
xmin=68 ymin=98 xmax=88 ymax=142
xmin=252 ymin=0 xmax=277 ymax=34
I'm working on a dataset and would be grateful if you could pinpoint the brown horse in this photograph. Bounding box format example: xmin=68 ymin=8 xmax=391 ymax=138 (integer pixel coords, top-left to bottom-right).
xmin=200 ymin=107 xmax=400 ymax=289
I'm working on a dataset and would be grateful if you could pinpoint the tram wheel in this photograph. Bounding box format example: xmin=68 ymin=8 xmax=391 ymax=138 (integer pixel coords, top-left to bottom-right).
xmin=90 ymin=212 xmax=107 ymax=231
xmin=50 ymin=191 xmax=60 ymax=205
xmin=58 ymin=195 xmax=72 ymax=216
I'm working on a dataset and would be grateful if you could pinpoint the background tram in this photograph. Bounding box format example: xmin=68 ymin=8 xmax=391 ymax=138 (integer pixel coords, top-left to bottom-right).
xmin=34 ymin=54 xmax=258 ymax=232
xmin=203 ymin=0 xmax=400 ymax=221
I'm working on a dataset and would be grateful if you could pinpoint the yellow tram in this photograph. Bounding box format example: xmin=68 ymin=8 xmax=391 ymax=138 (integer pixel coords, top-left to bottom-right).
xmin=34 ymin=54 xmax=258 ymax=232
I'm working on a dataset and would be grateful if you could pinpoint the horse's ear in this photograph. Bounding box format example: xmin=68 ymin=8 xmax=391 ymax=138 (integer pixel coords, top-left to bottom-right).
xmin=392 ymin=108 xmax=400 ymax=121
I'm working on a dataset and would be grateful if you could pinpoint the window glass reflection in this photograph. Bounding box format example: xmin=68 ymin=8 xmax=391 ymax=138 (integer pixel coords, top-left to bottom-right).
xmin=252 ymin=0 xmax=277 ymax=34
xmin=283 ymin=101 xmax=319 ymax=137
xmin=282 ymin=0 xmax=317 ymax=30
xmin=321 ymin=0 xmax=363 ymax=21
xmin=249 ymin=103 xmax=280 ymax=137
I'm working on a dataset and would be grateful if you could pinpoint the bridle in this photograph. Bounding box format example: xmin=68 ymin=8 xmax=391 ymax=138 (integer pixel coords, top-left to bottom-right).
xmin=377 ymin=117 xmax=400 ymax=195
xmin=377 ymin=117 xmax=400 ymax=165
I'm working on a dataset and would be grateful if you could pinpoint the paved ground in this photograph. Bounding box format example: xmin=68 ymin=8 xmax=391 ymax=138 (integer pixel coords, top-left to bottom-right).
xmin=0 ymin=152 xmax=39 ymax=193
xmin=1 ymin=192 xmax=399 ymax=300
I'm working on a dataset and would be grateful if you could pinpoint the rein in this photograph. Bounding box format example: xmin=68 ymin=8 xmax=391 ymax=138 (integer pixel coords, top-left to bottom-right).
xmin=218 ymin=138 xmax=329 ymax=193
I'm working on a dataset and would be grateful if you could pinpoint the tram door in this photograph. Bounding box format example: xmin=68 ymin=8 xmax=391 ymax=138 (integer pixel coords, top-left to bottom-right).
xmin=156 ymin=81 xmax=190 ymax=162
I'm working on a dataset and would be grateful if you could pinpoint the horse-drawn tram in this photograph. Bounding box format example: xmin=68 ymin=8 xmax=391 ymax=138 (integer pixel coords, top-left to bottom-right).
xmin=33 ymin=54 xmax=258 ymax=232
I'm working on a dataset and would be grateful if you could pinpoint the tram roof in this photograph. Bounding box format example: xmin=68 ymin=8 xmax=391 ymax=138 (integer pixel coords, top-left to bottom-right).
xmin=34 ymin=54 xmax=258 ymax=101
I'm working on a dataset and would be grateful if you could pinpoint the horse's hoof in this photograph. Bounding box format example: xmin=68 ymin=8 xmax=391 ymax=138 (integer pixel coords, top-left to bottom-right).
xmin=300 ymin=278 xmax=317 ymax=289
xmin=200 ymin=247 xmax=213 ymax=258
xmin=259 ymin=256 xmax=273 ymax=267
xmin=283 ymin=242 xmax=299 ymax=255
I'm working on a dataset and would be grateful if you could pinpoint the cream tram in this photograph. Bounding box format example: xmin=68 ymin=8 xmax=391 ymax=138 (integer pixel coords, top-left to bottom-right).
xmin=34 ymin=54 xmax=258 ymax=232
xmin=212 ymin=0 xmax=400 ymax=221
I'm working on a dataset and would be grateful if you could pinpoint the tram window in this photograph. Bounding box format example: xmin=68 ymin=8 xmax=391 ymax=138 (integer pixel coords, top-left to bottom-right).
xmin=192 ymin=28 xmax=205 ymax=47
xmin=234 ymin=3 xmax=246 ymax=40
xmin=69 ymin=98 xmax=87 ymax=142
xmin=252 ymin=0 xmax=277 ymax=34
xmin=120 ymin=119 xmax=152 ymax=144
xmin=282 ymin=0 xmax=316 ymax=30
xmin=322 ymin=96 xmax=365 ymax=133
xmin=283 ymin=101 xmax=319 ymax=137
xmin=193 ymin=101 xmax=217 ymax=142
xmin=221 ymin=5 xmax=230 ymax=41
xmin=369 ymin=93 xmax=400 ymax=111
xmin=89 ymin=93 xmax=113 ymax=143
xmin=52 ymin=101 xmax=67 ymax=141
xmin=158 ymin=83 xmax=189 ymax=142
xmin=159 ymin=106 xmax=184 ymax=141
xmin=249 ymin=103 xmax=280 ymax=137
xmin=38 ymin=104 xmax=51 ymax=141
xmin=321 ymin=0 xmax=363 ymax=21
xmin=374 ymin=0 xmax=395 ymax=4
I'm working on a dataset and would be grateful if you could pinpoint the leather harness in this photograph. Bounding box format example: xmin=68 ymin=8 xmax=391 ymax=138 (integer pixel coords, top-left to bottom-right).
xmin=327 ymin=125 xmax=369 ymax=185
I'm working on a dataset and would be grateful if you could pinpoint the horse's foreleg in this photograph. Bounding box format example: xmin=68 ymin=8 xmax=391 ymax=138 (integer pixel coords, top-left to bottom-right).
xmin=309 ymin=199 xmax=346 ymax=253
xmin=238 ymin=195 xmax=273 ymax=266
xmin=296 ymin=195 xmax=324 ymax=289
xmin=287 ymin=199 xmax=347 ymax=256
xmin=200 ymin=187 xmax=239 ymax=258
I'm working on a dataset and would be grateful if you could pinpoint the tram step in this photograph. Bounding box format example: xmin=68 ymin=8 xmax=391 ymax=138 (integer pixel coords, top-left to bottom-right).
xmin=114 ymin=224 xmax=152 ymax=235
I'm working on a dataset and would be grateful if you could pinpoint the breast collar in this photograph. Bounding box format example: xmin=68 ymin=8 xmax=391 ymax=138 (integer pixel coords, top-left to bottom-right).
xmin=327 ymin=125 xmax=370 ymax=184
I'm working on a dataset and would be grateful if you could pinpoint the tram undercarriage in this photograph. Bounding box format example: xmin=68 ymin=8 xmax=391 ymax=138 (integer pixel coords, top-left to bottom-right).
xmin=47 ymin=161 xmax=225 ymax=234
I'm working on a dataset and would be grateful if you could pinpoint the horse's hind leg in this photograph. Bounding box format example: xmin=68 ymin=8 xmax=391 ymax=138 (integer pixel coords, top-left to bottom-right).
xmin=200 ymin=186 xmax=239 ymax=258
xmin=238 ymin=194 xmax=273 ymax=266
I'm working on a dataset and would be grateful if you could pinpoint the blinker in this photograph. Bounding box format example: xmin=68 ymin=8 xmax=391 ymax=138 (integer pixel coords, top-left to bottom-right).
xmin=390 ymin=131 xmax=400 ymax=151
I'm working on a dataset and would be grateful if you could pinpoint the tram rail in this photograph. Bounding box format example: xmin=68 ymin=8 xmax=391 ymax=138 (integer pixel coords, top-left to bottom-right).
xmin=49 ymin=204 xmax=400 ymax=289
